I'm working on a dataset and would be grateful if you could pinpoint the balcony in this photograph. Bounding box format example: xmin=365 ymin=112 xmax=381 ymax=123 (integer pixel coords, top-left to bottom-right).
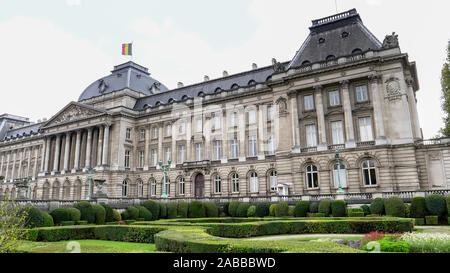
xmin=356 ymin=141 xmax=375 ymax=147
xmin=182 ymin=160 xmax=211 ymax=170
xmin=300 ymin=147 xmax=317 ymax=153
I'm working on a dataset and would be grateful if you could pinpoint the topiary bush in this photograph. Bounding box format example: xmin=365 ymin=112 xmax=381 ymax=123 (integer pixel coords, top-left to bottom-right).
xmin=318 ymin=200 xmax=332 ymax=217
xmin=446 ymin=196 xmax=450 ymax=216
xmin=223 ymin=202 xmax=230 ymax=217
xmin=274 ymin=202 xmax=289 ymax=217
xmin=51 ymin=208 xmax=71 ymax=225
xmin=24 ymin=207 xmax=44 ymax=228
xmin=188 ymin=201 xmax=206 ymax=218
xmin=228 ymin=201 xmax=240 ymax=217
xmin=204 ymin=202 xmax=219 ymax=218
xmin=294 ymin=201 xmax=309 ymax=217
xmin=384 ymin=197 xmax=405 ymax=217
xmin=159 ymin=202 xmax=167 ymax=219
xmin=236 ymin=203 xmax=251 ymax=217
xmin=167 ymin=203 xmax=178 ymax=219
xmin=101 ymin=204 xmax=114 ymax=222
xmin=348 ymin=208 xmax=365 ymax=217
xmin=410 ymin=197 xmax=426 ymax=218
xmin=370 ymin=198 xmax=385 ymax=215
xmin=288 ymin=206 xmax=295 ymax=217
xmin=42 ymin=212 xmax=54 ymax=227
xmin=361 ymin=205 xmax=371 ymax=216
xmin=309 ymin=202 xmax=319 ymax=213
xmin=125 ymin=206 xmax=139 ymax=221
xmin=92 ymin=205 xmax=106 ymax=225
xmin=425 ymin=194 xmax=446 ymax=217
xmin=67 ymin=208 xmax=81 ymax=222
xmin=269 ymin=204 xmax=276 ymax=216
xmin=121 ymin=211 xmax=129 ymax=221
xmin=177 ymin=201 xmax=189 ymax=218
xmin=247 ymin=206 xmax=256 ymax=217
xmin=112 ymin=210 xmax=121 ymax=221
xmin=425 ymin=215 xmax=438 ymax=225
xmin=143 ymin=200 xmax=160 ymax=220
xmin=75 ymin=201 xmax=95 ymax=224
xmin=404 ymin=203 xmax=410 ymax=218
xmin=255 ymin=203 xmax=270 ymax=217
xmin=137 ymin=206 xmax=153 ymax=221
xmin=331 ymin=200 xmax=346 ymax=217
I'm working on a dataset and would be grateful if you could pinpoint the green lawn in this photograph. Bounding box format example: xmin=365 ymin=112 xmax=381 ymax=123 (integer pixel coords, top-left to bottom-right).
xmin=16 ymin=240 xmax=165 ymax=253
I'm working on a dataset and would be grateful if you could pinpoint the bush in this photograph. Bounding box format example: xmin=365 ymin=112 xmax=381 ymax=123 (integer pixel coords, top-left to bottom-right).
xmin=61 ymin=221 xmax=76 ymax=226
xmin=288 ymin=206 xmax=295 ymax=217
xmin=361 ymin=205 xmax=371 ymax=216
xmin=331 ymin=200 xmax=346 ymax=217
xmin=446 ymin=196 xmax=450 ymax=215
xmin=364 ymin=236 xmax=410 ymax=253
xmin=112 ymin=209 xmax=121 ymax=221
xmin=125 ymin=206 xmax=139 ymax=221
xmin=51 ymin=208 xmax=71 ymax=225
xmin=159 ymin=203 xmax=167 ymax=219
xmin=143 ymin=200 xmax=160 ymax=220
xmin=92 ymin=205 xmax=106 ymax=225
xmin=177 ymin=201 xmax=189 ymax=218
xmin=24 ymin=207 xmax=44 ymax=228
xmin=348 ymin=208 xmax=365 ymax=217
xmin=121 ymin=211 xmax=129 ymax=220
xmin=274 ymin=202 xmax=289 ymax=217
xmin=137 ymin=206 xmax=153 ymax=221
xmin=414 ymin=218 xmax=425 ymax=225
xmin=384 ymin=197 xmax=405 ymax=217
xmin=309 ymin=202 xmax=319 ymax=213
xmin=255 ymin=203 xmax=270 ymax=217
xmin=236 ymin=203 xmax=251 ymax=217
xmin=167 ymin=203 xmax=178 ymax=219
xmin=42 ymin=212 xmax=54 ymax=227
xmin=228 ymin=201 xmax=240 ymax=217
xmin=66 ymin=208 xmax=81 ymax=222
xmin=75 ymin=201 xmax=95 ymax=224
xmin=223 ymin=202 xmax=230 ymax=217
xmin=410 ymin=197 xmax=426 ymax=218
xmin=370 ymin=198 xmax=385 ymax=215
xmin=294 ymin=201 xmax=309 ymax=217
xmin=312 ymin=213 xmax=325 ymax=217
xmin=247 ymin=206 xmax=256 ymax=217
xmin=425 ymin=215 xmax=438 ymax=225
xmin=425 ymin=194 xmax=446 ymax=216
xmin=76 ymin=220 xmax=88 ymax=225
xmin=188 ymin=201 xmax=206 ymax=218
xmin=269 ymin=204 xmax=276 ymax=216
xmin=318 ymin=200 xmax=332 ymax=217
xmin=101 ymin=204 xmax=114 ymax=222
xmin=404 ymin=204 xmax=410 ymax=218
xmin=204 ymin=202 xmax=219 ymax=218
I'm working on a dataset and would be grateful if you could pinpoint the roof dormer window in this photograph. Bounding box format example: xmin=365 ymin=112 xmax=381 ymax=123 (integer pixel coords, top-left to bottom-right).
xmin=318 ymin=38 xmax=325 ymax=44
xmin=341 ymin=32 xmax=349 ymax=38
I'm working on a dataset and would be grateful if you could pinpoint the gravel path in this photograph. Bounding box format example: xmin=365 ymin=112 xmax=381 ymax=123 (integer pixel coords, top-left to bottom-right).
xmin=248 ymin=234 xmax=364 ymax=241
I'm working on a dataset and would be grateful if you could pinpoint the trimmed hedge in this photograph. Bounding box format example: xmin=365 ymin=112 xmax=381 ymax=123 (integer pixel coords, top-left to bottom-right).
xmin=167 ymin=203 xmax=178 ymax=219
xmin=177 ymin=201 xmax=189 ymax=218
xmin=318 ymin=200 xmax=332 ymax=217
xmin=189 ymin=201 xmax=206 ymax=218
xmin=92 ymin=205 xmax=106 ymax=225
xmin=425 ymin=215 xmax=438 ymax=225
xmin=410 ymin=197 xmax=426 ymax=218
xmin=204 ymin=202 xmax=219 ymax=218
xmin=348 ymin=208 xmax=364 ymax=217
xmin=51 ymin=208 xmax=71 ymax=225
xmin=309 ymin=202 xmax=319 ymax=213
xmin=274 ymin=202 xmax=289 ymax=217
xmin=446 ymin=196 xmax=450 ymax=215
xmin=61 ymin=221 xmax=76 ymax=226
xmin=24 ymin=207 xmax=44 ymax=228
xmin=255 ymin=203 xmax=270 ymax=217
xmin=404 ymin=204 xmax=410 ymax=218
xmin=67 ymin=208 xmax=81 ymax=222
xmin=384 ymin=197 xmax=405 ymax=217
xmin=288 ymin=206 xmax=295 ymax=217
xmin=75 ymin=201 xmax=95 ymax=224
xmin=137 ymin=206 xmax=153 ymax=221
xmin=361 ymin=205 xmax=370 ymax=216
xmin=247 ymin=206 xmax=256 ymax=217
xmin=293 ymin=201 xmax=309 ymax=217
xmin=124 ymin=206 xmax=139 ymax=220
xmin=101 ymin=204 xmax=114 ymax=222
xmin=143 ymin=200 xmax=160 ymax=220
xmin=42 ymin=212 xmax=54 ymax=227
xmin=223 ymin=202 xmax=230 ymax=217
xmin=159 ymin=202 xmax=167 ymax=219
xmin=370 ymin=198 xmax=385 ymax=215
xmin=228 ymin=201 xmax=240 ymax=217
xmin=331 ymin=200 xmax=346 ymax=217
xmin=236 ymin=203 xmax=251 ymax=218
xmin=425 ymin=194 xmax=446 ymax=216
xmin=76 ymin=220 xmax=88 ymax=225
xmin=269 ymin=204 xmax=276 ymax=216
xmin=312 ymin=213 xmax=325 ymax=217
xmin=414 ymin=218 xmax=425 ymax=225
xmin=112 ymin=209 xmax=121 ymax=221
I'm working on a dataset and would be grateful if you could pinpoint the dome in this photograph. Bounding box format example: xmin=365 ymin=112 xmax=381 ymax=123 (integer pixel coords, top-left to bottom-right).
xmin=78 ymin=61 xmax=169 ymax=101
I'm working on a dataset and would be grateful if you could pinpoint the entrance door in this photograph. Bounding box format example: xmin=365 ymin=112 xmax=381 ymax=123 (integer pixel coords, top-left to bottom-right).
xmin=195 ymin=173 xmax=204 ymax=198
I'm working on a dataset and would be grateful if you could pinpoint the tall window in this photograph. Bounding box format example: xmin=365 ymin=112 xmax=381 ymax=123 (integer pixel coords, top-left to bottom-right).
xmin=125 ymin=128 xmax=131 ymax=140
xmin=356 ymin=85 xmax=368 ymax=102
xmin=179 ymin=122 xmax=185 ymax=134
xmin=151 ymin=179 xmax=156 ymax=196
xmin=195 ymin=143 xmax=203 ymax=161
xmin=214 ymin=115 xmax=221 ymax=130
xmin=178 ymin=145 xmax=186 ymax=163
xmin=269 ymin=171 xmax=277 ymax=191
xmin=249 ymin=172 xmax=258 ymax=193
xmin=249 ymin=135 xmax=257 ymax=157
xmin=304 ymin=95 xmax=314 ymax=110
xmin=140 ymin=129 xmax=146 ymax=140
xmin=122 ymin=180 xmax=128 ymax=197
xmin=333 ymin=164 xmax=347 ymax=188
xmin=230 ymin=112 xmax=237 ymax=127
xmin=124 ymin=150 xmax=130 ymax=168
xmin=306 ymin=165 xmax=319 ymax=189
xmin=138 ymin=150 xmax=145 ymax=167
xmin=162 ymin=178 xmax=171 ymax=196
xmin=214 ymin=175 xmax=221 ymax=193
xmin=329 ymin=90 xmax=340 ymax=106
xmin=165 ymin=147 xmax=171 ymax=163
xmin=231 ymin=138 xmax=239 ymax=158
xmin=152 ymin=127 xmax=158 ymax=139
xmin=306 ymin=125 xmax=317 ymax=147
xmin=196 ymin=119 xmax=202 ymax=132
xmin=213 ymin=140 xmax=221 ymax=160
xmin=231 ymin=173 xmax=239 ymax=193
xmin=268 ymin=134 xmax=276 ymax=155
xmin=178 ymin=177 xmax=185 ymax=195
xmin=248 ymin=110 xmax=256 ymax=124
xmin=151 ymin=149 xmax=157 ymax=166
xmin=362 ymin=160 xmax=377 ymax=185
xmin=359 ymin=117 xmax=373 ymax=141
xmin=137 ymin=180 xmax=143 ymax=197
xmin=267 ymin=106 xmax=274 ymax=121
xmin=165 ymin=124 xmax=172 ymax=137
xmin=331 ymin=121 xmax=344 ymax=144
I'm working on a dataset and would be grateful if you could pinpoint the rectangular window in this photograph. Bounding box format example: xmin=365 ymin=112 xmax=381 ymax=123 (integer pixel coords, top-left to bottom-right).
xmin=195 ymin=143 xmax=203 ymax=161
xmin=214 ymin=176 xmax=221 ymax=193
xmin=124 ymin=150 xmax=130 ymax=168
xmin=178 ymin=145 xmax=186 ymax=163
xmin=179 ymin=179 xmax=185 ymax=195
xmin=165 ymin=124 xmax=172 ymax=137
xmin=140 ymin=129 xmax=146 ymax=140
xmin=213 ymin=140 xmax=221 ymax=160
xmin=267 ymin=106 xmax=274 ymax=121
xmin=304 ymin=95 xmax=314 ymax=111
xmin=329 ymin=90 xmax=340 ymax=106
xmin=248 ymin=135 xmax=257 ymax=157
xmin=359 ymin=117 xmax=373 ymax=141
xmin=125 ymin=128 xmax=131 ymax=140
xmin=248 ymin=110 xmax=256 ymax=124
xmin=231 ymin=138 xmax=239 ymax=158
xmin=179 ymin=122 xmax=185 ymax=134
xmin=138 ymin=150 xmax=144 ymax=168
xmin=214 ymin=115 xmax=221 ymax=130
xmin=230 ymin=112 xmax=237 ymax=127
xmin=151 ymin=149 xmax=157 ymax=166
xmin=331 ymin=121 xmax=344 ymax=145
xmin=356 ymin=85 xmax=368 ymax=102
xmin=268 ymin=134 xmax=276 ymax=155
xmin=165 ymin=147 xmax=171 ymax=162
xmin=305 ymin=124 xmax=317 ymax=147
xmin=152 ymin=127 xmax=158 ymax=139
xmin=196 ymin=119 xmax=202 ymax=133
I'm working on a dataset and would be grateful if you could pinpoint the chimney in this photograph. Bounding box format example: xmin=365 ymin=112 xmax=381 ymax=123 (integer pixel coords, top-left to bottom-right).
xmin=223 ymin=71 xmax=228 ymax=77
xmin=252 ymin=63 xmax=258 ymax=70
xmin=204 ymin=75 xmax=210 ymax=81
xmin=177 ymin=82 xmax=184 ymax=88
xmin=271 ymin=58 xmax=277 ymax=65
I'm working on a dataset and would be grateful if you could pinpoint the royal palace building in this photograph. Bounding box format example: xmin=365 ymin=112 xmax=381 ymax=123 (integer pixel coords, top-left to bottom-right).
xmin=1 ymin=9 xmax=449 ymax=204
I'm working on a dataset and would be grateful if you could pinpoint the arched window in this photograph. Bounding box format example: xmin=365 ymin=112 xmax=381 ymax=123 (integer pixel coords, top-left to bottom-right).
xmin=63 ymin=180 xmax=71 ymax=199
xmin=231 ymin=173 xmax=239 ymax=193
xmin=333 ymin=164 xmax=347 ymax=188
xmin=341 ymin=31 xmax=349 ymax=38
xmin=143 ymin=104 xmax=149 ymax=109
xmin=122 ymin=180 xmax=128 ymax=197
xmin=198 ymin=91 xmax=205 ymax=97
xmin=137 ymin=180 xmax=144 ymax=197
xmin=74 ymin=180 xmax=82 ymax=200
xmin=213 ymin=175 xmax=221 ymax=193
xmin=352 ymin=48 xmax=362 ymax=55
xmin=162 ymin=178 xmax=171 ymax=196
xmin=178 ymin=177 xmax=185 ymax=195
xmin=181 ymin=95 xmax=189 ymax=100
xmin=155 ymin=101 xmax=161 ymax=106
xmin=301 ymin=60 xmax=311 ymax=66
xmin=249 ymin=172 xmax=258 ymax=193
xmin=318 ymin=38 xmax=325 ymax=44
xmin=248 ymin=80 xmax=256 ymax=86
xmin=362 ymin=160 xmax=377 ymax=185
xmin=269 ymin=171 xmax=277 ymax=192
xmin=214 ymin=87 xmax=222 ymax=93
xmin=52 ymin=181 xmax=60 ymax=200
xmin=326 ymin=55 xmax=336 ymax=62
xmin=150 ymin=179 xmax=156 ymax=196
xmin=231 ymin=84 xmax=239 ymax=89
xmin=306 ymin=165 xmax=319 ymax=189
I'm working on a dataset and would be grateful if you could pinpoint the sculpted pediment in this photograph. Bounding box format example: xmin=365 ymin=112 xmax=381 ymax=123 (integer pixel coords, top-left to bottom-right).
xmin=42 ymin=102 xmax=107 ymax=128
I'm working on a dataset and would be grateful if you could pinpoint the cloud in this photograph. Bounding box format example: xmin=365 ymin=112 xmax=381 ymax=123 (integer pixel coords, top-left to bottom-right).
xmin=365 ymin=0 xmax=382 ymax=6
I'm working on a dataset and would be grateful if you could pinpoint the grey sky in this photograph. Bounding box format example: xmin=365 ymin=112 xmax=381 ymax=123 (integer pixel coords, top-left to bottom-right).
xmin=0 ymin=0 xmax=448 ymax=138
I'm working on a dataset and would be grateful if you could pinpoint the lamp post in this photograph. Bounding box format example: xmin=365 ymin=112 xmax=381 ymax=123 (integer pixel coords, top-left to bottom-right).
xmin=26 ymin=175 xmax=32 ymax=199
xmin=335 ymin=149 xmax=344 ymax=194
xmin=85 ymin=167 xmax=95 ymax=200
xmin=159 ymin=159 xmax=171 ymax=198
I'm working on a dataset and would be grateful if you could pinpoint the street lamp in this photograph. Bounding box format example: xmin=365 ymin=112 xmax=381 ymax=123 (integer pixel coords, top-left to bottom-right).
xmin=85 ymin=167 xmax=95 ymax=201
xmin=26 ymin=175 xmax=32 ymax=199
xmin=159 ymin=159 xmax=171 ymax=198
xmin=335 ymin=149 xmax=344 ymax=195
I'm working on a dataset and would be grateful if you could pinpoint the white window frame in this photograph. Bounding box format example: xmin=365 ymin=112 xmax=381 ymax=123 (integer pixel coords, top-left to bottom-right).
xmin=249 ymin=135 xmax=257 ymax=157
xmin=331 ymin=121 xmax=345 ymax=145
xmin=329 ymin=90 xmax=340 ymax=106
xmin=305 ymin=124 xmax=318 ymax=147
xmin=231 ymin=138 xmax=239 ymax=158
xmin=178 ymin=145 xmax=186 ymax=164
xmin=179 ymin=122 xmax=185 ymax=135
xmin=306 ymin=165 xmax=319 ymax=189
xmin=362 ymin=160 xmax=377 ymax=186
xmin=304 ymin=95 xmax=314 ymax=111
xmin=333 ymin=164 xmax=347 ymax=188
xmin=125 ymin=128 xmax=131 ymax=140
xmin=249 ymin=172 xmax=258 ymax=193
xmin=124 ymin=150 xmax=130 ymax=168
xmin=140 ymin=129 xmax=146 ymax=140
xmin=248 ymin=110 xmax=256 ymax=124
xmin=195 ymin=143 xmax=203 ymax=161
xmin=165 ymin=124 xmax=172 ymax=137
xmin=196 ymin=119 xmax=202 ymax=133
xmin=214 ymin=175 xmax=221 ymax=193
xmin=356 ymin=85 xmax=368 ymax=102
xmin=151 ymin=149 xmax=157 ymax=166
xmin=230 ymin=112 xmax=237 ymax=127
xmin=178 ymin=177 xmax=185 ymax=195
xmin=268 ymin=134 xmax=276 ymax=155
xmin=137 ymin=180 xmax=143 ymax=197
xmin=359 ymin=117 xmax=374 ymax=141
xmin=138 ymin=150 xmax=145 ymax=168
xmin=269 ymin=171 xmax=277 ymax=191
xmin=231 ymin=173 xmax=239 ymax=193
xmin=213 ymin=140 xmax=221 ymax=160
xmin=151 ymin=179 xmax=156 ymax=196
xmin=165 ymin=147 xmax=171 ymax=162
xmin=214 ymin=115 xmax=221 ymax=130
xmin=152 ymin=127 xmax=158 ymax=139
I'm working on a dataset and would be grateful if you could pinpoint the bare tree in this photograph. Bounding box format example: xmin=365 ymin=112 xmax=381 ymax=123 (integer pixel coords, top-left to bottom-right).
xmin=0 ymin=197 xmax=27 ymax=253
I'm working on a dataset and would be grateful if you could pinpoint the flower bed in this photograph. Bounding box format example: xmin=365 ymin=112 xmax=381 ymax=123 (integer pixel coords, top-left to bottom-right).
xmin=400 ymin=232 xmax=450 ymax=253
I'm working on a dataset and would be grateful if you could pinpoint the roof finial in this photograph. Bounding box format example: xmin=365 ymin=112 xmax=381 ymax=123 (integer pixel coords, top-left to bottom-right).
xmin=204 ymin=75 xmax=210 ymax=81
xmin=252 ymin=63 xmax=258 ymax=70
xmin=271 ymin=58 xmax=277 ymax=65
xmin=177 ymin=82 xmax=184 ymax=88
xmin=223 ymin=71 xmax=228 ymax=77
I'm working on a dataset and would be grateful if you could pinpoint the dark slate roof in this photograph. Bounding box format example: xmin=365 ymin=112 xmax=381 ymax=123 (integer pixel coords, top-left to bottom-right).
xmin=288 ymin=8 xmax=382 ymax=69
xmin=3 ymin=123 xmax=43 ymax=140
xmin=133 ymin=63 xmax=286 ymax=110
xmin=78 ymin=61 xmax=169 ymax=102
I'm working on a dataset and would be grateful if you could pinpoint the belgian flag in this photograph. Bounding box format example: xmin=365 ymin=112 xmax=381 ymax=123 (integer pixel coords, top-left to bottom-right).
xmin=122 ymin=43 xmax=132 ymax=56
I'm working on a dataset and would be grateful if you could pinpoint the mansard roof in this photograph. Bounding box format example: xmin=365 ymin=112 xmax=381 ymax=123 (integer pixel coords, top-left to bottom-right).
xmin=3 ymin=123 xmax=42 ymax=140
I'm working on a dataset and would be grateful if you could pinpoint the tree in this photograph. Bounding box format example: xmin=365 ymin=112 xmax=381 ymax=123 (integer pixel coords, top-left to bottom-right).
xmin=0 ymin=198 xmax=27 ymax=253
xmin=439 ymin=41 xmax=450 ymax=136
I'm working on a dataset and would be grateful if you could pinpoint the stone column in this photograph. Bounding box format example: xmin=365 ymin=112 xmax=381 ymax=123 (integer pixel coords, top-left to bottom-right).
xmin=186 ymin=118 xmax=192 ymax=162
xmin=369 ymin=74 xmax=387 ymax=145
xmin=44 ymin=137 xmax=51 ymax=172
xmin=73 ymin=130 xmax=81 ymax=172
xmin=314 ymin=86 xmax=327 ymax=151
xmin=17 ymin=149 xmax=23 ymax=179
xmin=102 ymin=124 xmax=110 ymax=166
xmin=405 ymin=76 xmax=422 ymax=139
xmin=63 ymin=132 xmax=71 ymax=173
xmin=238 ymin=106 xmax=246 ymax=161
xmin=341 ymin=80 xmax=356 ymax=148
xmin=171 ymin=122 xmax=176 ymax=167
xmin=96 ymin=127 xmax=103 ymax=166
xmin=26 ymin=147 xmax=32 ymax=177
xmin=53 ymin=134 xmax=61 ymax=172
xmin=11 ymin=150 xmax=17 ymax=181
xmin=39 ymin=140 xmax=46 ymax=172
xmin=33 ymin=146 xmax=39 ymax=178
xmin=221 ymin=109 xmax=228 ymax=163
xmin=257 ymin=104 xmax=266 ymax=160
xmin=0 ymin=153 xmax=4 ymax=178
xmin=144 ymin=125 xmax=150 ymax=170
xmin=84 ymin=127 xmax=93 ymax=169
xmin=4 ymin=152 xmax=10 ymax=181
xmin=289 ymin=91 xmax=301 ymax=153
xmin=157 ymin=123 xmax=163 ymax=164
xmin=204 ymin=117 xmax=211 ymax=160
